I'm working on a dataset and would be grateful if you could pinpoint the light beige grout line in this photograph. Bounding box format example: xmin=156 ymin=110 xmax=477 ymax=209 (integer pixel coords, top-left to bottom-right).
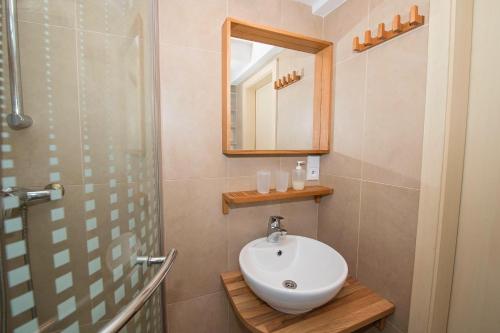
xmin=158 ymin=40 xmax=220 ymax=54
xmin=18 ymin=19 xmax=75 ymax=30
xmin=386 ymin=318 xmax=405 ymax=333
xmin=72 ymin=0 xmax=86 ymax=195
xmin=355 ymin=3 xmax=371 ymax=279
xmin=322 ymin=172 xmax=421 ymax=191
xmin=163 ymin=173 xmax=420 ymax=191
xmin=317 ymin=8 xmax=326 ymax=242
xmin=18 ymin=19 xmax=145 ymax=40
xmin=163 ymin=175 xmax=232 ymax=182
xmin=166 ymin=290 xmax=225 ymax=307
xmin=361 ymin=178 xmax=421 ymax=191
xmin=224 ymin=5 xmax=231 ymax=328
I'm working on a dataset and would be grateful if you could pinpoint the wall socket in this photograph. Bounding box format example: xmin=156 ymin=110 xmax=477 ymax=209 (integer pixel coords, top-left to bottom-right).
xmin=306 ymin=156 xmax=320 ymax=180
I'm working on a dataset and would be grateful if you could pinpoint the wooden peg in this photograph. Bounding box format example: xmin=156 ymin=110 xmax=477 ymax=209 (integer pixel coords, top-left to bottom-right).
xmin=409 ymin=5 xmax=424 ymax=25
xmin=392 ymin=15 xmax=402 ymax=32
xmin=364 ymin=30 xmax=373 ymax=46
xmin=287 ymin=73 xmax=293 ymax=82
xmin=377 ymin=23 xmax=387 ymax=40
xmin=292 ymin=70 xmax=297 ymax=80
xmin=274 ymin=81 xmax=279 ymax=89
xmin=353 ymin=36 xmax=361 ymax=51
xmin=282 ymin=76 xmax=288 ymax=85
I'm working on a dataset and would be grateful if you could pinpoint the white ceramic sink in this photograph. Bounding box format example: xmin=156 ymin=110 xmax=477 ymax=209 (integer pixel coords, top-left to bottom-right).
xmin=239 ymin=235 xmax=348 ymax=314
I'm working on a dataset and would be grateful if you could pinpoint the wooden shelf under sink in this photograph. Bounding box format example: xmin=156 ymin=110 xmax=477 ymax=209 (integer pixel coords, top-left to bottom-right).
xmin=222 ymin=185 xmax=333 ymax=214
xmin=221 ymin=271 xmax=395 ymax=333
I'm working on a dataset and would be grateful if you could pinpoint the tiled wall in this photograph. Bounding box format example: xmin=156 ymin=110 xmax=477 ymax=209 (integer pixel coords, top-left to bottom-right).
xmin=1 ymin=1 xmax=162 ymax=332
xmin=159 ymin=0 xmax=429 ymax=332
xmin=319 ymin=1 xmax=429 ymax=332
xmin=158 ymin=1 xmax=322 ymax=332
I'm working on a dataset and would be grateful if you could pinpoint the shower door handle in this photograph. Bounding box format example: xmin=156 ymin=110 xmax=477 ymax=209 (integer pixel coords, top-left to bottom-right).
xmin=99 ymin=248 xmax=177 ymax=333
xmin=1 ymin=183 xmax=65 ymax=206
xmin=136 ymin=256 xmax=166 ymax=266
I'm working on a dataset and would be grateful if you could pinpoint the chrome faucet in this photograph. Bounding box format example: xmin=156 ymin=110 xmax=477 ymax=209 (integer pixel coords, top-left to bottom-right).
xmin=267 ymin=216 xmax=287 ymax=243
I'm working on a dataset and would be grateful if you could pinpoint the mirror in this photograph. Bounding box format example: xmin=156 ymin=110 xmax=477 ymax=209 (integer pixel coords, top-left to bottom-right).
xmin=222 ymin=18 xmax=333 ymax=155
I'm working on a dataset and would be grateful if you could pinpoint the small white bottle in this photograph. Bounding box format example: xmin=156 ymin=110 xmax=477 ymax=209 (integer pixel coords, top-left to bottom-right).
xmin=292 ymin=161 xmax=306 ymax=190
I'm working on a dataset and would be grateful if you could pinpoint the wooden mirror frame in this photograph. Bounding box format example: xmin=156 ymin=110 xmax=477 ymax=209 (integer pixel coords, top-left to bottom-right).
xmin=222 ymin=17 xmax=334 ymax=156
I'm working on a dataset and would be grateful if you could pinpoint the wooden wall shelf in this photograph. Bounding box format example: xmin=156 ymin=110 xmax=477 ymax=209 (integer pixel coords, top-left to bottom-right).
xmin=221 ymin=271 xmax=395 ymax=333
xmin=222 ymin=185 xmax=333 ymax=214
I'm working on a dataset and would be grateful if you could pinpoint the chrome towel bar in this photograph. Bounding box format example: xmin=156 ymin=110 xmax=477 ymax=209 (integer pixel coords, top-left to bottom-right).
xmin=99 ymin=248 xmax=177 ymax=333
xmin=5 ymin=0 xmax=33 ymax=130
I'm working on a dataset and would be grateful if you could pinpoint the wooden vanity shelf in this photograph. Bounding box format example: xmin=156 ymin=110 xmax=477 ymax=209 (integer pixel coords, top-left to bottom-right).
xmin=222 ymin=186 xmax=333 ymax=214
xmin=221 ymin=271 xmax=395 ymax=333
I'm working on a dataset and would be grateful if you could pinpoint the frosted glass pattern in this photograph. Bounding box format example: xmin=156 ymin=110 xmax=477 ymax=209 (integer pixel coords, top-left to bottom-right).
xmin=0 ymin=1 xmax=163 ymax=332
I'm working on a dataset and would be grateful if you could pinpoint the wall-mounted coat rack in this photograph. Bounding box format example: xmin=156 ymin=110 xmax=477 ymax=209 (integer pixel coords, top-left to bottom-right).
xmin=274 ymin=70 xmax=301 ymax=90
xmin=353 ymin=5 xmax=425 ymax=53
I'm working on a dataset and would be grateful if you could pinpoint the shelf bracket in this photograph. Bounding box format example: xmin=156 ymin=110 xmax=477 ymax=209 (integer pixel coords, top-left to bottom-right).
xmin=375 ymin=317 xmax=387 ymax=331
xmin=222 ymin=197 xmax=230 ymax=215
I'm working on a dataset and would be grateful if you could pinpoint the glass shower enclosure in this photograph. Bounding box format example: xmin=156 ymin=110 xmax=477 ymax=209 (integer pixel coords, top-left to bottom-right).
xmin=0 ymin=0 xmax=168 ymax=332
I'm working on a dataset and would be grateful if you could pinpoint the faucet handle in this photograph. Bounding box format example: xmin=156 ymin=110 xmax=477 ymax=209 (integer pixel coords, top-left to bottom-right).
xmin=269 ymin=215 xmax=284 ymax=221
xmin=269 ymin=216 xmax=284 ymax=227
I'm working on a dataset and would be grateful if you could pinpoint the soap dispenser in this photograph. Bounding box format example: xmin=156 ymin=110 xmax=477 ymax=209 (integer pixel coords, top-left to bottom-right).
xmin=292 ymin=161 xmax=306 ymax=190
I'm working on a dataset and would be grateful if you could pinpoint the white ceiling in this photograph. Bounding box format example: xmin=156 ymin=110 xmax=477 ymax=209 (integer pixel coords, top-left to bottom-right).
xmin=230 ymin=39 xmax=283 ymax=85
xmin=293 ymin=0 xmax=347 ymax=17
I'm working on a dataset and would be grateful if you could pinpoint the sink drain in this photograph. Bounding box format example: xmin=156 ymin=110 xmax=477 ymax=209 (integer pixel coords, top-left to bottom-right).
xmin=282 ymin=280 xmax=297 ymax=289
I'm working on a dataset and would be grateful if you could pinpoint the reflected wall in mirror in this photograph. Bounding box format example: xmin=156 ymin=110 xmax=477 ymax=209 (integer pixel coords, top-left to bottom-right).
xmin=231 ymin=39 xmax=315 ymax=150
xmin=222 ymin=18 xmax=334 ymax=155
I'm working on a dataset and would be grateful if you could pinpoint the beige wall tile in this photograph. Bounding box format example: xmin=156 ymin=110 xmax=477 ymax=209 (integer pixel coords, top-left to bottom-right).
xmin=227 ymin=204 xmax=280 ymax=271
xmin=160 ymin=44 xmax=226 ymax=180
xmin=163 ymin=179 xmax=228 ymax=303
xmin=229 ymin=0 xmax=282 ymax=26
xmin=18 ymin=0 xmax=75 ymax=27
xmin=358 ymin=181 xmax=419 ymax=331
xmin=322 ymin=54 xmax=366 ymax=179
xmin=167 ymin=292 xmax=229 ymax=333
xmin=78 ymin=30 xmax=149 ymax=185
xmin=159 ymin=0 xmax=227 ymax=52
xmin=362 ymin=28 xmax=428 ymax=188
xmin=318 ymin=175 xmax=361 ymax=276
xmin=229 ymin=305 xmax=252 ymax=333
xmin=227 ymin=157 xmax=280 ymax=178
xmin=76 ymin=0 xmax=151 ymax=38
xmin=280 ymin=0 xmax=323 ymax=38
xmin=323 ymin=0 xmax=369 ymax=63
xmin=279 ymin=200 xmax=318 ymax=239
xmin=225 ymin=176 xmax=258 ymax=192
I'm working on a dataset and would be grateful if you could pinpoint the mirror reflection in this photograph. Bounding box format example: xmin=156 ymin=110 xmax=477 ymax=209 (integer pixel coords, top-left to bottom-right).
xmin=230 ymin=38 xmax=315 ymax=150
